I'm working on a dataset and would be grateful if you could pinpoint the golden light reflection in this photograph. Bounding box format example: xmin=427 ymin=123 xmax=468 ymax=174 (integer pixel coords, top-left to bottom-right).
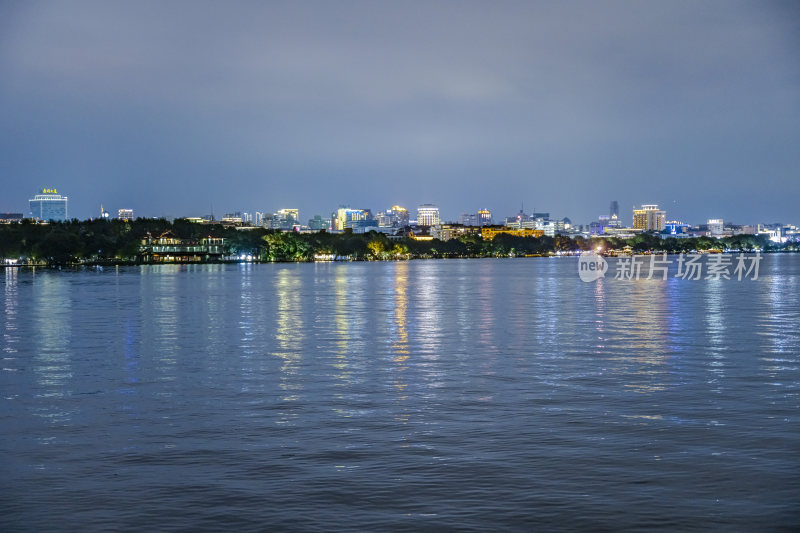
xmin=392 ymin=262 xmax=409 ymax=359
xmin=331 ymin=265 xmax=352 ymax=385
xmin=610 ymin=280 xmax=670 ymax=393
xmin=389 ymin=262 xmax=411 ymax=426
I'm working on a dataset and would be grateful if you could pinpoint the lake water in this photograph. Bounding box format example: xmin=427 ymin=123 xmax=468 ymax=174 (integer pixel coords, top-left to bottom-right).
xmin=2 ymin=257 xmax=798 ymax=531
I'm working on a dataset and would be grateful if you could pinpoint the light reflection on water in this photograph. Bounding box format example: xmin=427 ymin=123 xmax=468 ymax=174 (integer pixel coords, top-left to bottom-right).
xmin=32 ymin=273 xmax=73 ymax=424
xmin=1 ymin=257 xmax=799 ymax=530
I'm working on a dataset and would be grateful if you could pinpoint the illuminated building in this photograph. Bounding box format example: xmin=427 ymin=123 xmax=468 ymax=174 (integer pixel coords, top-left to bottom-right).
xmin=277 ymin=208 xmax=298 ymax=223
xmin=430 ymin=224 xmax=482 ymax=241
xmin=707 ymin=218 xmax=724 ymax=236
xmin=632 ymin=204 xmax=666 ymax=232
xmin=118 ymin=208 xmax=134 ymax=221
xmin=390 ymin=205 xmax=409 ymax=227
xmin=478 ymin=209 xmax=492 ymax=226
xmin=664 ymin=221 xmax=691 ymax=235
xmin=377 ymin=205 xmax=409 ymax=228
xmin=0 ymin=213 xmax=23 ymax=223
xmin=333 ymin=207 xmax=369 ymax=230
xmin=139 ymin=232 xmax=224 ymax=262
xmin=29 ymin=188 xmax=68 ymax=222
xmin=416 ymin=204 xmax=440 ymax=226
xmin=308 ymin=215 xmax=328 ymax=230
xmin=481 ymin=226 xmax=544 ymax=240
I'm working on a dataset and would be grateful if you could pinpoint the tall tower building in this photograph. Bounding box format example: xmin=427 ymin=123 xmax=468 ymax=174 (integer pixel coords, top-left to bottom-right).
xmin=416 ymin=204 xmax=440 ymax=226
xmin=707 ymin=218 xmax=724 ymax=236
xmin=610 ymin=200 xmax=619 ymax=219
xmin=477 ymin=208 xmax=492 ymax=226
xmin=333 ymin=206 xmax=369 ymax=230
xmin=632 ymin=204 xmax=666 ymax=232
xmin=29 ymin=188 xmax=68 ymax=222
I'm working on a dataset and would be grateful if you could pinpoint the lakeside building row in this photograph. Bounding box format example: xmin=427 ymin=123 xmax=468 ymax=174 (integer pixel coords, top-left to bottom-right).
xmin=139 ymin=232 xmax=224 ymax=263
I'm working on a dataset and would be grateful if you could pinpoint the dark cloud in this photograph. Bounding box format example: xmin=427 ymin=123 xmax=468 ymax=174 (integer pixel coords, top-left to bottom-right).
xmin=1 ymin=0 xmax=798 ymax=224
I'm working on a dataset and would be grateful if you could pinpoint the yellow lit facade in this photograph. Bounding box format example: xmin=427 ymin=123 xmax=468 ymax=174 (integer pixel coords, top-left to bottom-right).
xmin=277 ymin=208 xmax=299 ymax=222
xmin=481 ymin=227 xmax=544 ymax=240
xmin=632 ymin=204 xmax=666 ymax=232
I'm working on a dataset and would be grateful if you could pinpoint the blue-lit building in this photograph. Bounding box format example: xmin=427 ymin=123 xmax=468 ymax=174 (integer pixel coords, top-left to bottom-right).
xmin=664 ymin=221 xmax=691 ymax=235
xmin=29 ymin=188 xmax=68 ymax=222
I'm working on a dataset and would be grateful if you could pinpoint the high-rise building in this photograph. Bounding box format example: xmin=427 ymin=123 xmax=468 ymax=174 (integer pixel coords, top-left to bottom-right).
xmin=610 ymin=200 xmax=619 ymax=219
xmin=416 ymin=204 xmax=440 ymax=226
xmin=462 ymin=209 xmax=492 ymax=226
xmin=29 ymin=188 xmax=68 ymax=222
xmin=377 ymin=205 xmax=409 ymax=228
xmin=390 ymin=206 xmax=409 ymax=227
xmin=308 ymin=215 xmax=329 ymax=230
xmin=118 ymin=208 xmax=134 ymax=221
xmin=333 ymin=207 xmax=369 ymax=230
xmin=632 ymin=204 xmax=666 ymax=232
xmin=276 ymin=209 xmax=299 ymax=228
xmin=460 ymin=213 xmax=478 ymax=226
xmin=708 ymin=218 xmax=724 ymax=236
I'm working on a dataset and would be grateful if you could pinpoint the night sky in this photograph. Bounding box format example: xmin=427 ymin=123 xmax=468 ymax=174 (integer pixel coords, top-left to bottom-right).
xmin=1 ymin=1 xmax=798 ymax=224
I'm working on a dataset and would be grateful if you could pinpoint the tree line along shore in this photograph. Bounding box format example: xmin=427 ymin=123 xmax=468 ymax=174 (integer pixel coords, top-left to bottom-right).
xmin=0 ymin=218 xmax=792 ymax=266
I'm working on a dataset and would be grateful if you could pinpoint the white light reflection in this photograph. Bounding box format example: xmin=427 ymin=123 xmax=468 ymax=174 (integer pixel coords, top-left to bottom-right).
xmin=757 ymin=256 xmax=800 ymax=382
xmin=703 ymin=278 xmax=727 ymax=393
xmin=141 ymin=265 xmax=180 ymax=394
xmin=3 ymin=267 xmax=19 ymax=359
xmin=32 ymin=272 xmax=74 ymax=423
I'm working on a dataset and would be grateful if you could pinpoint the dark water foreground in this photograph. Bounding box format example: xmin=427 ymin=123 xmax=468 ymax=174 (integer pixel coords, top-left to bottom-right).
xmin=2 ymin=257 xmax=798 ymax=531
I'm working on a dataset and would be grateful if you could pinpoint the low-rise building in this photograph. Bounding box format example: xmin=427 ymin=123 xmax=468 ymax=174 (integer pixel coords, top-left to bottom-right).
xmin=431 ymin=224 xmax=482 ymax=241
xmin=139 ymin=232 xmax=225 ymax=263
xmin=481 ymin=226 xmax=544 ymax=240
xmin=0 ymin=213 xmax=23 ymax=223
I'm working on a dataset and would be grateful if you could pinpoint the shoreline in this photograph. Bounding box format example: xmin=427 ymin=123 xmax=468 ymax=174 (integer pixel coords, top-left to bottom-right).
xmin=2 ymin=249 xmax=793 ymax=270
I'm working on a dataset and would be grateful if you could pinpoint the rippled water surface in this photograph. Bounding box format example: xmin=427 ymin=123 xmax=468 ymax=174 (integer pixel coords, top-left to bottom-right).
xmin=2 ymin=257 xmax=799 ymax=530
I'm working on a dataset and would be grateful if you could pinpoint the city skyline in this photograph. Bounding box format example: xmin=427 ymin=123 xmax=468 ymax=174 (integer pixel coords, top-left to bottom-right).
xmin=1 ymin=2 xmax=798 ymax=223
xmin=9 ymin=184 xmax=798 ymax=229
